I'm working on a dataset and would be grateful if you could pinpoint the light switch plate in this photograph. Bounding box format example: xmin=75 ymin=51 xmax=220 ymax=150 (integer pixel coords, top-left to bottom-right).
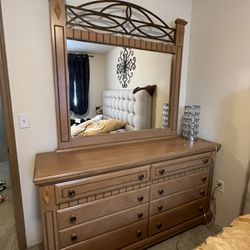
xmin=18 ymin=113 xmax=30 ymax=129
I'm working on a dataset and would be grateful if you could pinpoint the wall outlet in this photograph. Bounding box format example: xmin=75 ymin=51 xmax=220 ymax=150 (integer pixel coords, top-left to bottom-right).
xmin=217 ymin=179 xmax=225 ymax=193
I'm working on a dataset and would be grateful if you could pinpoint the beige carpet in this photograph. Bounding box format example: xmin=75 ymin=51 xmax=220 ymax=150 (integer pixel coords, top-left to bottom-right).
xmin=0 ymin=161 xmax=19 ymax=250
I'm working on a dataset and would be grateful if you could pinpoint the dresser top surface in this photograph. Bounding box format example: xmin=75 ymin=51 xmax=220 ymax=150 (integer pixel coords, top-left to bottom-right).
xmin=33 ymin=137 xmax=220 ymax=185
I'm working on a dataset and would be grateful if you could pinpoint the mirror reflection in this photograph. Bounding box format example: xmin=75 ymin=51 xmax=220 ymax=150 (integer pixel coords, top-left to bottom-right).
xmin=67 ymin=40 xmax=172 ymax=137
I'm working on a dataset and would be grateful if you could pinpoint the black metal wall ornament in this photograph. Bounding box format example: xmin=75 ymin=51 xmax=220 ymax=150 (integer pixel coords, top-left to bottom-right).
xmin=116 ymin=48 xmax=136 ymax=88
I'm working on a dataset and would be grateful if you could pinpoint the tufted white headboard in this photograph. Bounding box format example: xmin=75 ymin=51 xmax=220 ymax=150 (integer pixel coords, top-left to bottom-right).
xmin=103 ymin=89 xmax=152 ymax=130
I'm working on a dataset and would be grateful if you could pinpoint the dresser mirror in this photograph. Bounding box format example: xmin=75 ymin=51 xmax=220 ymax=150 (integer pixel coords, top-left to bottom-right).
xmin=67 ymin=39 xmax=172 ymax=138
xmin=49 ymin=0 xmax=187 ymax=149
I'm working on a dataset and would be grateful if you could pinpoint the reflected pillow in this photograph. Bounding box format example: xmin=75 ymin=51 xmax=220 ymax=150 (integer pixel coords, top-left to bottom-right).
xmin=79 ymin=119 xmax=126 ymax=136
xmin=71 ymin=115 xmax=104 ymax=137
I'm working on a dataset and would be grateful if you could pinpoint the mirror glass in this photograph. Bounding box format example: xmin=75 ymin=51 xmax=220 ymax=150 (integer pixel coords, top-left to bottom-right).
xmin=67 ymin=39 xmax=172 ymax=138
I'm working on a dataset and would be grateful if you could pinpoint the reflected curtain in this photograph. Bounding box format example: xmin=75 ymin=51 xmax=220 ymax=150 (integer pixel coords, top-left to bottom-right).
xmin=68 ymin=53 xmax=90 ymax=115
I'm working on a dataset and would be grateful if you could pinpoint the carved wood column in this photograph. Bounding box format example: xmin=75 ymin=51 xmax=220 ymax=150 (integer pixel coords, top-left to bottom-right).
xmin=40 ymin=185 xmax=58 ymax=250
xmin=169 ymin=18 xmax=188 ymax=131
xmin=49 ymin=0 xmax=71 ymax=148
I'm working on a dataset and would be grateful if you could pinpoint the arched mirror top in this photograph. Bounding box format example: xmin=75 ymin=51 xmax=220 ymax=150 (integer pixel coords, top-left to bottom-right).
xmin=50 ymin=0 xmax=187 ymax=149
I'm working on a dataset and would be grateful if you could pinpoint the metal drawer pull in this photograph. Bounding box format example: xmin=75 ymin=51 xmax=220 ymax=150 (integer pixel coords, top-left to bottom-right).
xmin=201 ymin=177 xmax=207 ymax=182
xmin=71 ymin=233 xmax=78 ymax=242
xmin=137 ymin=212 xmax=143 ymax=218
xmin=156 ymin=222 xmax=162 ymax=230
xmin=138 ymin=174 xmax=145 ymax=181
xmin=137 ymin=196 xmax=144 ymax=202
xmin=68 ymin=190 xmax=76 ymax=198
xmin=199 ymin=206 xmax=204 ymax=213
xmin=137 ymin=229 xmax=142 ymax=237
xmin=203 ymin=159 xmax=209 ymax=164
xmin=200 ymin=190 xmax=206 ymax=196
xmin=157 ymin=204 xmax=163 ymax=211
xmin=159 ymin=169 xmax=165 ymax=175
xmin=158 ymin=189 xmax=164 ymax=195
xmin=70 ymin=216 xmax=77 ymax=223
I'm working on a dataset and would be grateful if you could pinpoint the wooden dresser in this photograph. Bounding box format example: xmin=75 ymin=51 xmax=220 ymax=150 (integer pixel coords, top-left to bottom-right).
xmin=33 ymin=137 xmax=220 ymax=250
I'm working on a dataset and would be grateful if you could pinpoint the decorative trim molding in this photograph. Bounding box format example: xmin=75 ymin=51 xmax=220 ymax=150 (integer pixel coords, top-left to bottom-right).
xmin=54 ymin=3 xmax=62 ymax=20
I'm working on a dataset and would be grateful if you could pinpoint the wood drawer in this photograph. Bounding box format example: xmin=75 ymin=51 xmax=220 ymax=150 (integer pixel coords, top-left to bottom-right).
xmin=59 ymin=204 xmax=148 ymax=248
xmin=60 ymin=220 xmax=148 ymax=250
xmin=150 ymin=169 xmax=209 ymax=201
xmin=149 ymin=198 xmax=208 ymax=236
xmin=57 ymin=187 xmax=149 ymax=229
xmin=55 ymin=165 xmax=150 ymax=204
xmin=150 ymin=184 xmax=208 ymax=216
xmin=151 ymin=152 xmax=211 ymax=180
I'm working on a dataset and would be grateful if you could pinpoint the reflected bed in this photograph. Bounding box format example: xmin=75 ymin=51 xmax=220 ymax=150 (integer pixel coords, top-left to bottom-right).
xmin=71 ymin=88 xmax=153 ymax=137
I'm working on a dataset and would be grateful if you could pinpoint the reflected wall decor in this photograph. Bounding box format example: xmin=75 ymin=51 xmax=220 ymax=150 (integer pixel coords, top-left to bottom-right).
xmin=116 ymin=48 xmax=136 ymax=88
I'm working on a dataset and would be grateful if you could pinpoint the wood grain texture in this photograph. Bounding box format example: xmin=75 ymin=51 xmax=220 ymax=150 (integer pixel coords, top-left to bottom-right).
xmin=61 ymin=220 xmax=148 ymax=250
xmin=55 ymin=165 xmax=149 ymax=204
xmin=34 ymin=137 xmax=219 ymax=185
xmin=0 ymin=3 xmax=27 ymax=249
xmin=150 ymin=184 xmax=208 ymax=216
xmin=39 ymin=185 xmax=59 ymax=250
xmin=35 ymin=136 xmax=221 ymax=250
xmin=49 ymin=0 xmax=71 ymax=148
xmin=58 ymin=204 xmax=148 ymax=248
xmin=148 ymin=198 xmax=208 ymax=236
xmin=57 ymin=187 xmax=150 ymax=229
xmin=150 ymin=170 xmax=210 ymax=200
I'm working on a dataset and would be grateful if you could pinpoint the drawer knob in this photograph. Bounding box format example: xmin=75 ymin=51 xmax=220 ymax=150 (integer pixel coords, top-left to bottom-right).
xmin=71 ymin=233 xmax=78 ymax=242
xmin=68 ymin=190 xmax=76 ymax=198
xmin=156 ymin=222 xmax=162 ymax=230
xmin=137 ymin=196 xmax=144 ymax=202
xmin=70 ymin=216 xmax=77 ymax=223
xmin=159 ymin=169 xmax=165 ymax=175
xmin=137 ymin=212 xmax=143 ymax=218
xmin=157 ymin=204 xmax=163 ymax=211
xmin=203 ymin=159 xmax=209 ymax=164
xmin=138 ymin=174 xmax=145 ymax=181
xmin=199 ymin=206 xmax=204 ymax=213
xmin=201 ymin=177 xmax=207 ymax=182
xmin=158 ymin=189 xmax=164 ymax=195
xmin=200 ymin=190 xmax=206 ymax=196
xmin=136 ymin=229 xmax=142 ymax=237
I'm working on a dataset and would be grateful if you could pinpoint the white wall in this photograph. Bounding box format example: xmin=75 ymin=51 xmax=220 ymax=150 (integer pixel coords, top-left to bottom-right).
xmin=2 ymin=0 xmax=192 ymax=247
xmin=2 ymin=0 xmax=57 ymax=246
xmin=186 ymin=0 xmax=250 ymax=226
xmin=105 ymin=47 xmax=172 ymax=128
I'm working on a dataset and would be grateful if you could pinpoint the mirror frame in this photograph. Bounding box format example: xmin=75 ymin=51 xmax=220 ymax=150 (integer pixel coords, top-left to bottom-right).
xmin=49 ymin=0 xmax=187 ymax=149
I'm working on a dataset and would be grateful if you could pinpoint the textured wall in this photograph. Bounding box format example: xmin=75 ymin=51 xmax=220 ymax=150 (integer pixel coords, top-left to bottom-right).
xmin=186 ymin=0 xmax=250 ymax=226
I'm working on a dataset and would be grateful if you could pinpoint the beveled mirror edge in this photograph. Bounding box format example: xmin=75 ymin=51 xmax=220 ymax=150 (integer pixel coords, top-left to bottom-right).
xmin=49 ymin=0 xmax=187 ymax=150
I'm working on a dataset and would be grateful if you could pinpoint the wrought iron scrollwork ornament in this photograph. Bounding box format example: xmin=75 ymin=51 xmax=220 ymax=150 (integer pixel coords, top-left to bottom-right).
xmin=66 ymin=1 xmax=175 ymax=43
xmin=116 ymin=48 xmax=136 ymax=88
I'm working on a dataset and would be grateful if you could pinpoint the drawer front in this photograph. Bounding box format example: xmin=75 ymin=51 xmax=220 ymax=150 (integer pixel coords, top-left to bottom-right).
xmin=151 ymin=152 xmax=211 ymax=180
xmin=151 ymin=169 xmax=209 ymax=201
xmin=55 ymin=165 xmax=150 ymax=204
xmin=60 ymin=220 xmax=148 ymax=250
xmin=150 ymin=184 xmax=208 ymax=216
xmin=149 ymin=198 xmax=208 ymax=236
xmin=57 ymin=187 xmax=149 ymax=229
xmin=59 ymin=204 xmax=148 ymax=248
